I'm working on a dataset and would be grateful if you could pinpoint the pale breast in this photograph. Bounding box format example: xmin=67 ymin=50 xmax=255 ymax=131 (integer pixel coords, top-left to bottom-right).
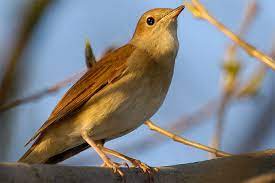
xmin=69 ymin=49 xmax=175 ymax=141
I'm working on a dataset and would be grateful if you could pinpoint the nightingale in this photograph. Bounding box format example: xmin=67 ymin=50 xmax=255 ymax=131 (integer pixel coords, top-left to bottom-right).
xmin=19 ymin=5 xmax=184 ymax=176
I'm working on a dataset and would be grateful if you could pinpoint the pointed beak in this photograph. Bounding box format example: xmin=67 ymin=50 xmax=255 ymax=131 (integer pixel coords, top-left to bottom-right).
xmin=159 ymin=5 xmax=185 ymax=23
xmin=170 ymin=5 xmax=185 ymax=19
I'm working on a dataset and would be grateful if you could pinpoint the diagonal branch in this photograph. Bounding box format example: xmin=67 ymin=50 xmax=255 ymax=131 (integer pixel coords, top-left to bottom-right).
xmin=0 ymin=71 xmax=84 ymax=113
xmin=210 ymin=0 xmax=259 ymax=157
xmin=185 ymin=0 xmax=275 ymax=70
xmin=0 ymin=0 xmax=54 ymax=102
xmin=233 ymin=39 xmax=275 ymax=152
xmin=225 ymin=0 xmax=258 ymax=60
xmin=0 ymin=0 xmax=55 ymax=161
xmin=144 ymin=120 xmax=232 ymax=157
xmin=0 ymin=42 xmax=116 ymax=113
xmin=121 ymin=98 xmax=218 ymax=154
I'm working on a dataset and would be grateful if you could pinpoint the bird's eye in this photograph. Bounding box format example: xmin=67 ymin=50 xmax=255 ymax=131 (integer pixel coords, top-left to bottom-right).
xmin=146 ymin=17 xmax=155 ymax=26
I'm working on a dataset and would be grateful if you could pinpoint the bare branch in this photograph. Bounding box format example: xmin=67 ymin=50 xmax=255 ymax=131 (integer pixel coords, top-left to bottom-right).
xmin=129 ymin=99 xmax=218 ymax=154
xmin=144 ymin=120 xmax=232 ymax=157
xmin=185 ymin=0 xmax=275 ymax=70
xmin=0 ymin=0 xmax=54 ymax=101
xmin=0 ymin=42 xmax=113 ymax=113
xmin=1 ymin=150 xmax=274 ymax=183
xmin=238 ymin=0 xmax=258 ymax=36
xmin=210 ymin=0 xmax=260 ymax=158
xmin=225 ymin=0 xmax=258 ymax=60
xmin=0 ymin=71 xmax=84 ymax=113
xmin=210 ymin=93 xmax=232 ymax=157
xmin=0 ymin=0 xmax=54 ymax=161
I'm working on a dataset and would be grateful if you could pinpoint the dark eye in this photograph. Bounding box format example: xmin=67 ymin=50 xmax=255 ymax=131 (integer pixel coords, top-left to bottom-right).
xmin=146 ymin=17 xmax=155 ymax=26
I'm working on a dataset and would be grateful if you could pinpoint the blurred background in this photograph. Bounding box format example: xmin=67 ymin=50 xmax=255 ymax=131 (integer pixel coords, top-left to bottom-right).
xmin=0 ymin=0 xmax=274 ymax=167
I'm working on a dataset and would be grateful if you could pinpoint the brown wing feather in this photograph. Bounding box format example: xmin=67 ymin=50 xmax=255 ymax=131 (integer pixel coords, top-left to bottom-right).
xmin=25 ymin=44 xmax=136 ymax=146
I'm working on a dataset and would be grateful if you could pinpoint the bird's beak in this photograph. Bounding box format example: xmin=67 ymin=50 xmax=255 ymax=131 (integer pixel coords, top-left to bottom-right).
xmin=160 ymin=5 xmax=185 ymax=22
xmin=170 ymin=5 xmax=185 ymax=19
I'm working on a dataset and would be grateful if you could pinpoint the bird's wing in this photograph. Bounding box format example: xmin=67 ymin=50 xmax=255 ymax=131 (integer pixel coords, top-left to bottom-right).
xmin=25 ymin=44 xmax=136 ymax=146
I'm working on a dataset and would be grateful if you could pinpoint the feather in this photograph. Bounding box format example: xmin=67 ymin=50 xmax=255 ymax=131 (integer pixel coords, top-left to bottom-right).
xmin=24 ymin=44 xmax=136 ymax=146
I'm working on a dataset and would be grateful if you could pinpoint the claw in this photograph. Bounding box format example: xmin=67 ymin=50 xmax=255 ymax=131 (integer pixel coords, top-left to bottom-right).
xmin=111 ymin=163 xmax=124 ymax=177
xmin=102 ymin=161 xmax=129 ymax=168
xmin=102 ymin=159 xmax=124 ymax=177
xmin=131 ymin=159 xmax=152 ymax=174
xmin=127 ymin=159 xmax=156 ymax=182
xmin=122 ymin=162 xmax=130 ymax=168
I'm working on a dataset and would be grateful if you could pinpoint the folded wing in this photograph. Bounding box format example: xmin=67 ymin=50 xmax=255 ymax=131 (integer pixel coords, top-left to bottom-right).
xmin=25 ymin=44 xmax=136 ymax=146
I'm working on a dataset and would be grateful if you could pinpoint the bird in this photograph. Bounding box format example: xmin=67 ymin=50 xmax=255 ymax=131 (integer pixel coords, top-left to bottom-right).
xmin=18 ymin=5 xmax=184 ymax=176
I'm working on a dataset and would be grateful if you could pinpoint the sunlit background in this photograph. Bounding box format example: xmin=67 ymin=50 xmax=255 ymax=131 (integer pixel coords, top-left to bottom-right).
xmin=0 ymin=0 xmax=274 ymax=167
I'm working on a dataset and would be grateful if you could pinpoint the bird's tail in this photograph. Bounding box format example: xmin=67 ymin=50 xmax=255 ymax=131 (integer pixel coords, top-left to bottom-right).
xmin=18 ymin=138 xmax=48 ymax=164
xmin=18 ymin=141 xmax=90 ymax=164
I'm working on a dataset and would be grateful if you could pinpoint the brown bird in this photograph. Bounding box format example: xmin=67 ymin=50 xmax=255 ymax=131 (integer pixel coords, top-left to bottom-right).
xmin=19 ymin=5 xmax=184 ymax=176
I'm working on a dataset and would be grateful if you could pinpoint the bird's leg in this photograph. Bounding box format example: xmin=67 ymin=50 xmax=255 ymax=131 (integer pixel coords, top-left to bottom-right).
xmin=100 ymin=146 xmax=153 ymax=174
xmin=81 ymin=131 xmax=124 ymax=176
xmin=96 ymin=144 xmax=129 ymax=168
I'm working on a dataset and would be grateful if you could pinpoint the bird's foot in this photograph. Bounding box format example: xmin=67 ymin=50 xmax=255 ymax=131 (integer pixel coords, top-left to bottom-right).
xmin=101 ymin=161 xmax=129 ymax=168
xmin=101 ymin=159 xmax=124 ymax=177
xmin=128 ymin=158 xmax=153 ymax=174
xmin=128 ymin=158 xmax=157 ymax=183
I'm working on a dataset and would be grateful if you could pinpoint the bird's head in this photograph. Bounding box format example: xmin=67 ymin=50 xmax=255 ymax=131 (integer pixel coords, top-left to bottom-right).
xmin=131 ymin=5 xmax=184 ymax=60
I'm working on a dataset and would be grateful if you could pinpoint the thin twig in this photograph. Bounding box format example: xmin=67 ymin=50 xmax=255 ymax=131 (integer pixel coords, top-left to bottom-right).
xmin=185 ymin=0 xmax=275 ymax=70
xmin=225 ymin=0 xmax=258 ymax=60
xmin=235 ymin=37 xmax=273 ymax=101
xmin=145 ymin=120 xmax=232 ymax=157
xmin=0 ymin=0 xmax=54 ymax=101
xmin=211 ymin=93 xmax=231 ymax=154
xmin=0 ymin=71 xmax=84 ymax=112
xmin=234 ymin=39 xmax=275 ymax=152
xmin=210 ymin=62 xmax=239 ymax=158
xmin=168 ymin=99 xmax=218 ymax=132
xmin=127 ymin=98 xmax=218 ymax=153
xmin=238 ymin=0 xmax=258 ymax=36
xmin=0 ymin=0 xmax=54 ymax=160
xmin=0 ymin=45 xmax=117 ymax=113
xmin=210 ymin=0 xmax=259 ymax=158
